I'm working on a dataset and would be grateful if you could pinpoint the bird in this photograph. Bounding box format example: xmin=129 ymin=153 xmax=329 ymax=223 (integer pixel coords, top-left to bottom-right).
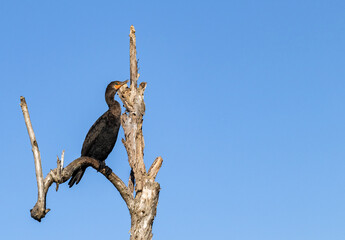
xmin=68 ymin=80 xmax=128 ymax=188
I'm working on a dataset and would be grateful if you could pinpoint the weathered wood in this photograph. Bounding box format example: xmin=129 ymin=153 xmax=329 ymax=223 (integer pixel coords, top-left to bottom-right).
xmin=118 ymin=26 xmax=147 ymax=193
xmin=148 ymin=157 xmax=163 ymax=179
xmin=130 ymin=179 xmax=160 ymax=240
xmin=118 ymin=25 xmax=163 ymax=240
xmin=20 ymin=97 xmax=45 ymax=219
xmin=30 ymin=156 xmax=134 ymax=221
xmin=129 ymin=25 xmax=138 ymax=91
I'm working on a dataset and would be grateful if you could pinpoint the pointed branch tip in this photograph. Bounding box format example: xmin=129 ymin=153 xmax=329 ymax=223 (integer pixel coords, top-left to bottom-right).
xmin=148 ymin=156 xmax=163 ymax=179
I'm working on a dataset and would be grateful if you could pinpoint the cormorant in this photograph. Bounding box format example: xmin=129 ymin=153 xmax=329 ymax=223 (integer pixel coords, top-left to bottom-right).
xmin=68 ymin=80 xmax=128 ymax=188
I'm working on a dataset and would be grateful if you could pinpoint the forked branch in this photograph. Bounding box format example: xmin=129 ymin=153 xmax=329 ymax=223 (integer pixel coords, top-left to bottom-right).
xmin=20 ymin=97 xmax=133 ymax=222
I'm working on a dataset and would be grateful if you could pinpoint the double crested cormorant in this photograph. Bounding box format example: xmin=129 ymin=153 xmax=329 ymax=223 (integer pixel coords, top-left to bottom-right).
xmin=68 ymin=80 xmax=128 ymax=188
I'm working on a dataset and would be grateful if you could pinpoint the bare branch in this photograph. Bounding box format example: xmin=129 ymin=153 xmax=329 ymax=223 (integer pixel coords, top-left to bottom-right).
xmin=148 ymin=157 xmax=163 ymax=179
xmin=129 ymin=25 xmax=138 ymax=91
xmin=118 ymin=26 xmax=147 ymax=193
xmin=21 ymin=96 xmax=134 ymax=222
xmin=55 ymin=150 xmax=65 ymax=191
xmin=20 ymin=97 xmax=45 ymax=213
xmin=30 ymin=156 xmax=134 ymax=222
xmin=55 ymin=156 xmax=61 ymax=191
xmin=60 ymin=150 xmax=65 ymax=171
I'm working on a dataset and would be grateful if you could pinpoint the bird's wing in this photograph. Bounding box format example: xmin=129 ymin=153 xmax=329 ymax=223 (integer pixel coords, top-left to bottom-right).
xmin=81 ymin=111 xmax=108 ymax=156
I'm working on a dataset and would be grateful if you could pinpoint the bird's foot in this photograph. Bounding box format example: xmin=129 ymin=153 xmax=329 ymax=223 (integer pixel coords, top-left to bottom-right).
xmin=98 ymin=162 xmax=112 ymax=176
xmin=104 ymin=166 xmax=112 ymax=176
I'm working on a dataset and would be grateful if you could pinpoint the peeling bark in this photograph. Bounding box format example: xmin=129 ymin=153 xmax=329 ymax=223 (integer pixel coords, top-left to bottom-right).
xmin=130 ymin=178 xmax=160 ymax=240
xmin=118 ymin=25 xmax=163 ymax=240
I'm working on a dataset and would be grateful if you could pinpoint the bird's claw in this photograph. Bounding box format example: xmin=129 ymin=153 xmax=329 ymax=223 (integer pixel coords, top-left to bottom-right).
xmin=104 ymin=166 xmax=112 ymax=176
xmin=98 ymin=162 xmax=112 ymax=176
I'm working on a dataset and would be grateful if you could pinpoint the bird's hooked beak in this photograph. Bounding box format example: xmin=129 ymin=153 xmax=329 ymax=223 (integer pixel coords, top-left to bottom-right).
xmin=114 ymin=80 xmax=129 ymax=90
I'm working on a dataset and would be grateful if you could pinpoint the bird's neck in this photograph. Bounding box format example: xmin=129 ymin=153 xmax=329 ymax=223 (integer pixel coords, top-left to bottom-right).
xmin=105 ymin=90 xmax=122 ymax=116
xmin=106 ymin=93 xmax=121 ymax=116
xmin=105 ymin=90 xmax=116 ymax=106
xmin=109 ymin=100 xmax=121 ymax=116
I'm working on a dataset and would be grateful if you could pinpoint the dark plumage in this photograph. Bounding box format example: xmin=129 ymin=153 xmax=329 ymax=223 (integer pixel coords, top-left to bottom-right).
xmin=68 ymin=80 xmax=128 ymax=188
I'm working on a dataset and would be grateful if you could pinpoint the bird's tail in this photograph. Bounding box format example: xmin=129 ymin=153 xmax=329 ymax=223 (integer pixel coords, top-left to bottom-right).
xmin=68 ymin=167 xmax=86 ymax=188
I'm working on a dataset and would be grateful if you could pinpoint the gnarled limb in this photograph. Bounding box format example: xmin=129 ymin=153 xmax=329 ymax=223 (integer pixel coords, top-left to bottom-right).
xmin=20 ymin=97 xmax=133 ymax=222
xmin=30 ymin=156 xmax=134 ymax=222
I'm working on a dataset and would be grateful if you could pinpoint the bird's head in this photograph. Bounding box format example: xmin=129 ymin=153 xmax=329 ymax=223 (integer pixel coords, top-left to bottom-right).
xmin=108 ymin=80 xmax=129 ymax=91
xmin=105 ymin=80 xmax=129 ymax=107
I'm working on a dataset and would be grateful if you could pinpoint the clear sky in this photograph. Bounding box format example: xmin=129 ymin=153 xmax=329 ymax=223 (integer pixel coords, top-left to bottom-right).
xmin=1 ymin=1 xmax=345 ymax=239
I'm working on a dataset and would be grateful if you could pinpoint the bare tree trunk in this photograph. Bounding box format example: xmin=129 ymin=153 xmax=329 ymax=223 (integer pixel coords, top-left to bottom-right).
xmin=118 ymin=25 xmax=163 ymax=240
xmin=130 ymin=179 xmax=161 ymax=240
xmin=20 ymin=25 xmax=162 ymax=239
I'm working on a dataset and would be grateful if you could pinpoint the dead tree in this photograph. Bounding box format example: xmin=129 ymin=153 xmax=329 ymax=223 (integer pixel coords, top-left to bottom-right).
xmin=20 ymin=25 xmax=163 ymax=240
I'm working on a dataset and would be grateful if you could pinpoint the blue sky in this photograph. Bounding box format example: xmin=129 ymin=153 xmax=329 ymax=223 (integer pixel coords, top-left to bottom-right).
xmin=1 ymin=1 xmax=345 ymax=239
